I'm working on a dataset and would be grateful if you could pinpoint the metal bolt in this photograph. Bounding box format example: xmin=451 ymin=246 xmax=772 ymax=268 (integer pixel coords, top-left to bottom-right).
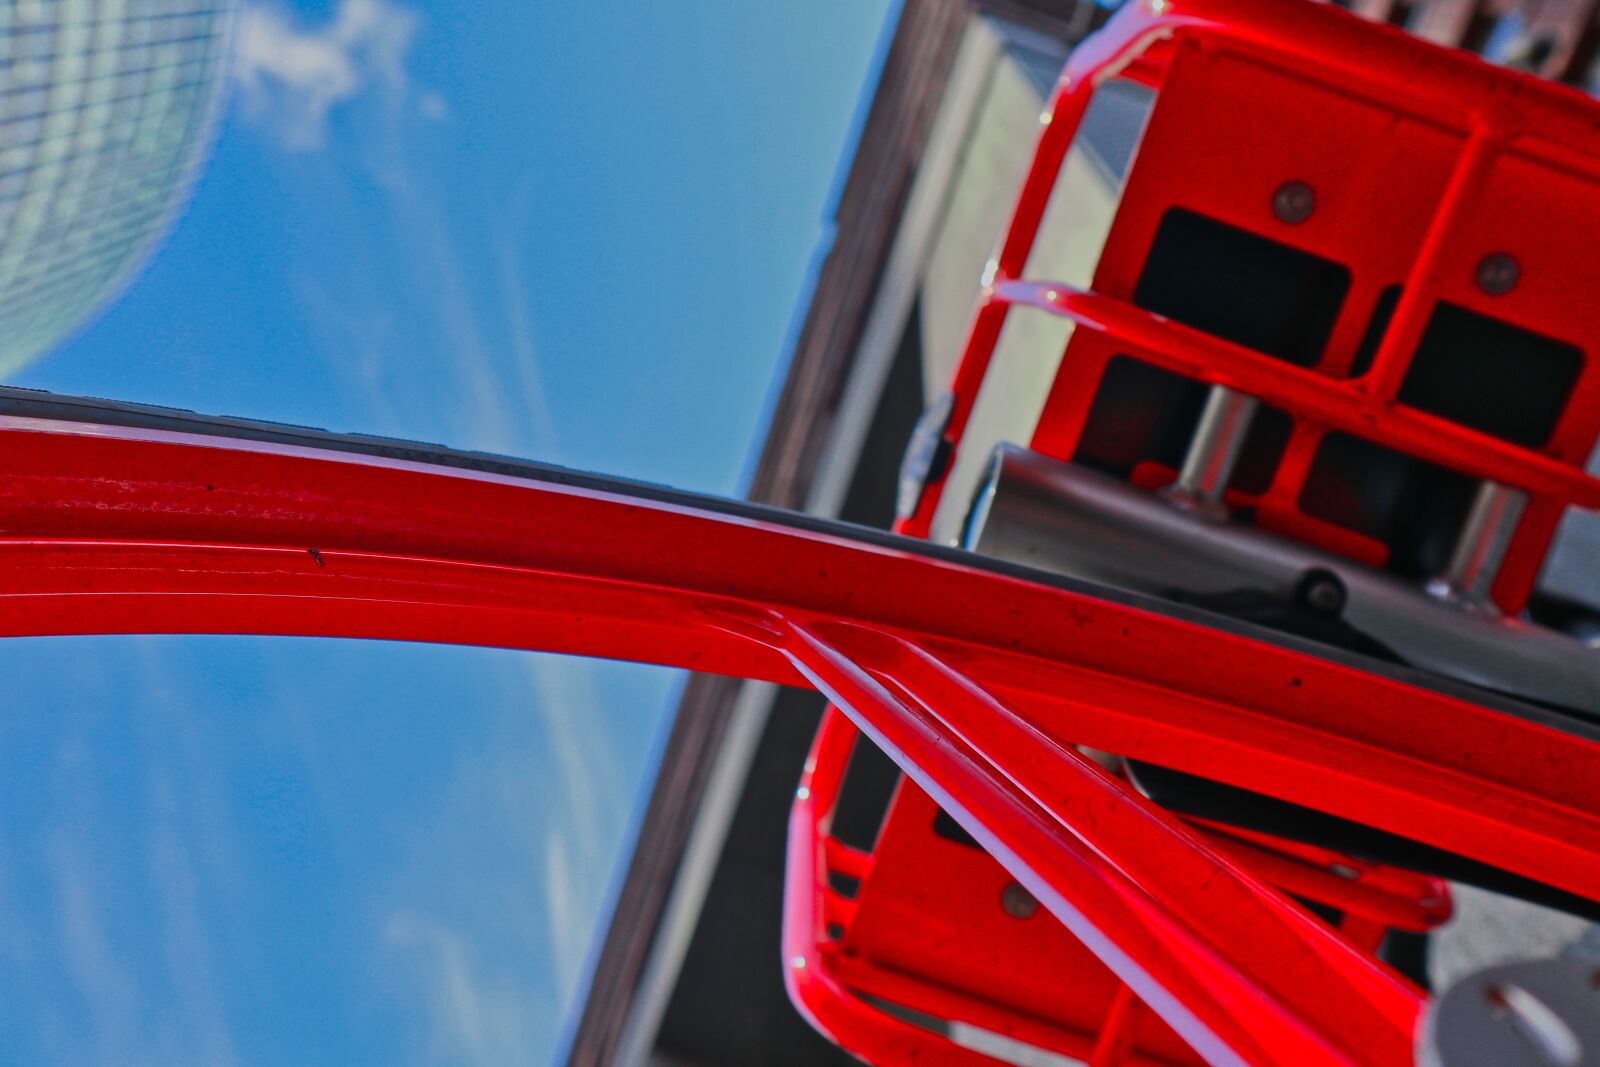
xmin=1297 ymin=569 xmax=1346 ymax=617
xmin=1305 ymin=580 xmax=1343 ymax=615
xmin=1477 ymin=252 xmax=1519 ymax=295
xmin=1272 ymin=180 xmax=1316 ymax=224
xmin=1000 ymin=882 xmax=1038 ymax=920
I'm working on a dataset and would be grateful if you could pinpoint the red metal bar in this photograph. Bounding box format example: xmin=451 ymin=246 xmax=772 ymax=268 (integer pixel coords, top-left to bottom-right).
xmin=1188 ymin=824 xmax=1451 ymax=934
xmin=817 ymin=946 xmax=1185 ymax=1067
xmin=781 ymin=620 xmax=1419 ymax=1067
xmin=1093 ymin=985 xmax=1143 ymax=1067
xmin=823 ymin=836 xmax=874 ymax=882
xmin=989 ymin=280 xmax=1600 ymax=509
xmin=785 ymin=708 xmax=1015 ymax=1067
xmin=1358 ymin=122 xmax=1501 ymax=401
xmin=2 ymin=404 xmax=1599 ymax=1061
xmin=1 ymin=416 xmax=1597 ymax=903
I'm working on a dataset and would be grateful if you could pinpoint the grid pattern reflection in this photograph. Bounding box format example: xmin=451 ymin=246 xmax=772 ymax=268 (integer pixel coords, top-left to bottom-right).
xmin=0 ymin=1 xmax=234 ymax=375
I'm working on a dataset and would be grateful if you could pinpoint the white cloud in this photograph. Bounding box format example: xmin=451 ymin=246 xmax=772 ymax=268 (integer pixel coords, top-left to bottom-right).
xmin=370 ymin=653 xmax=650 ymax=1065
xmin=51 ymin=833 xmax=141 ymax=1064
xmin=234 ymin=0 xmax=432 ymax=151
xmin=419 ymin=91 xmax=449 ymax=121
xmin=384 ymin=911 xmax=494 ymax=1062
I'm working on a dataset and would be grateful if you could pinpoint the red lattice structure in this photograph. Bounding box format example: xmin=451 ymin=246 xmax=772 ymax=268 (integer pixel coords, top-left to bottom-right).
xmin=788 ymin=0 xmax=1600 ymax=1063
xmin=901 ymin=0 xmax=1600 ymax=602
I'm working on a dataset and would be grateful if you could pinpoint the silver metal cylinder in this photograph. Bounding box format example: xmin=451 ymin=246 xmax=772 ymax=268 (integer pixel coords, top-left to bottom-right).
xmin=1431 ymin=481 xmax=1528 ymax=609
xmin=1166 ymin=386 xmax=1258 ymax=517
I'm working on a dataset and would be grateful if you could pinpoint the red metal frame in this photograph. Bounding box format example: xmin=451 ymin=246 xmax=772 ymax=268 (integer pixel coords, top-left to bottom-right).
xmin=8 ymin=7 xmax=1600 ymax=1062
xmin=898 ymin=0 xmax=1600 ymax=612
xmin=797 ymin=0 xmax=1600 ymax=1062
xmin=0 ymin=408 xmax=1597 ymax=1065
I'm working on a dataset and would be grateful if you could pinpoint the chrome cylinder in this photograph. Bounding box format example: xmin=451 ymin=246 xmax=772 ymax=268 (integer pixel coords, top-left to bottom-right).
xmin=1166 ymin=386 xmax=1258 ymax=518
xmin=1431 ymin=481 xmax=1527 ymax=609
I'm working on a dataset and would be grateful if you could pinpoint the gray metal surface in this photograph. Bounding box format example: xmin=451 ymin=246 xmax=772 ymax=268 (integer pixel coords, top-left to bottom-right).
xmin=1418 ymin=958 xmax=1600 ymax=1067
xmin=1433 ymin=884 xmax=1600 ymax=992
xmin=964 ymin=444 xmax=1600 ymax=714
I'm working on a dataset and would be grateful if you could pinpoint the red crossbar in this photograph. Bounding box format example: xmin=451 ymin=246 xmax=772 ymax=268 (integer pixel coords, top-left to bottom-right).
xmin=783 ymin=621 xmax=1420 ymax=1067
xmin=989 ymin=280 xmax=1600 ymax=509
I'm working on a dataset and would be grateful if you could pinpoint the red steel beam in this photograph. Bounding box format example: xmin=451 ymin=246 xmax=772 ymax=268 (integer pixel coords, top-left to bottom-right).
xmin=782 ymin=621 xmax=1419 ymax=1067
xmin=0 ymin=416 xmax=1596 ymax=903
xmin=5 ymin=409 xmax=1600 ymax=1062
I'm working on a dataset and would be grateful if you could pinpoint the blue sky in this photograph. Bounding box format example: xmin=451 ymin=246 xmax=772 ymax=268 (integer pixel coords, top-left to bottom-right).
xmin=2 ymin=1 xmax=893 ymax=1062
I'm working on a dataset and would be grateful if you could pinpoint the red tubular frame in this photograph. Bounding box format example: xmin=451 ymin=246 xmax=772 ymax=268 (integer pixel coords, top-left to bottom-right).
xmin=896 ymin=0 xmax=1600 ymax=616
xmin=784 ymin=709 xmax=1014 ymax=1067
xmin=783 ymin=623 xmax=1420 ymax=1067
xmin=2 ymin=409 xmax=1598 ymax=1065
xmin=839 ymin=2 xmax=1600 ymax=1049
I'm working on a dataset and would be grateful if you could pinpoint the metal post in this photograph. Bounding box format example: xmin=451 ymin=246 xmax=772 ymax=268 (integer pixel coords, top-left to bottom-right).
xmin=1430 ymin=480 xmax=1528 ymax=609
xmin=1166 ymin=385 xmax=1259 ymax=519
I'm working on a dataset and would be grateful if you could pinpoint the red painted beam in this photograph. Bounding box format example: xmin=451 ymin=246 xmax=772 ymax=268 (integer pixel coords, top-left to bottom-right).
xmin=782 ymin=622 xmax=1418 ymax=1067
xmin=0 ymin=415 xmax=1594 ymax=902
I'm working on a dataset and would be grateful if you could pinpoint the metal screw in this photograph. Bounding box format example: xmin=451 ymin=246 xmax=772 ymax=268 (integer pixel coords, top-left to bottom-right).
xmin=1477 ymin=252 xmax=1519 ymax=295
xmin=1272 ymin=180 xmax=1316 ymax=224
xmin=1000 ymin=882 xmax=1038 ymax=920
xmin=1297 ymin=568 xmax=1346 ymax=617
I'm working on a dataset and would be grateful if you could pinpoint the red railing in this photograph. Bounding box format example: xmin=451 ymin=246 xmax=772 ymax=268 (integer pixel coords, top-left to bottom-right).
xmin=0 ymin=401 xmax=1593 ymax=1064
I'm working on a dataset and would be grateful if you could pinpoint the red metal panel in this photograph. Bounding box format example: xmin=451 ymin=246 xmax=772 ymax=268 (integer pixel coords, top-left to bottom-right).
xmin=833 ymin=778 xmax=1204 ymax=1064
